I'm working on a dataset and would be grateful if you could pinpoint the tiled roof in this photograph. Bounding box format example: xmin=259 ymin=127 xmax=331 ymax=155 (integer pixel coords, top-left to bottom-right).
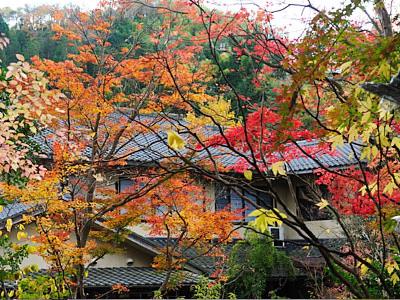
xmin=5 ymin=267 xmax=199 ymax=289
xmin=113 ymin=134 xmax=364 ymax=174
xmin=0 ymin=202 xmax=46 ymax=226
xmin=84 ymin=267 xmax=199 ymax=288
xmin=0 ymin=202 xmax=46 ymax=224
xmin=144 ymin=237 xmax=223 ymax=274
xmin=0 ymin=202 xmax=31 ymax=220
xmin=213 ymin=139 xmax=364 ymax=175
xmin=285 ymin=140 xmax=363 ymax=174
xmin=126 ymin=234 xmax=345 ymax=276
xmin=123 ymin=232 xmax=217 ymax=274
xmin=284 ymin=238 xmax=346 ymax=258
xmin=32 ymin=121 xmax=363 ymax=175
xmin=284 ymin=239 xmax=346 ymax=270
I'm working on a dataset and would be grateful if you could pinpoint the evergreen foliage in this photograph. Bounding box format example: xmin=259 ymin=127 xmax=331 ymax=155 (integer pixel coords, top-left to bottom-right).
xmin=226 ymin=232 xmax=295 ymax=299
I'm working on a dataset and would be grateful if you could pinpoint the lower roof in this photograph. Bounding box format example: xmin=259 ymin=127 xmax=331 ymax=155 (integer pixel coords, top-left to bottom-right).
xmin=7 ymin=267 xmax=199 ymax=289
xmin=84 ymin=267 xmax=199 ymax=288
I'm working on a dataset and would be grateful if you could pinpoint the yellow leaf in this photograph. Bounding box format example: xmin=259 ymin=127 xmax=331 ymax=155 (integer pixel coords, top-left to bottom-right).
xmin=185 ymin=97 xmax=236 ymax=127
xmin=316 ymin=199 xmax=329 ymax=210
xmin=384 ymin=181 xmax=396 ymax=195
xmin=371 ymin=146 xmax=379 ymax=160
xmin=360 ymin=263 xmax=369 ymax=276
xmin=0 ymin=205 xmax=2 ymax=213
xmin=8 ymin=290 xmax=14 ymax=298
xmin=243 ymin=170 xmax=252 ymax=181
xmin=31 ymin=264 xmax=39 ymax=272
xmin=361 ymin=111 xmax=371 ymax=124
xmin=369 ymin=182 xmax=378 ymax=195
xmin=392 ymin=273 xmax=400 ymax=285
xmin=6 ymin=218 xmax=12 ymax=232
xmin=358 ymin=258 xmax=372 ymax=277
xmin=379 ymin=61 xmax=390 ymax=79
xmin=271 ymin=161 xmax=286 ymax=176
xmin=392 ymin=137 xmax=400 ymax=148
xmin=248 ymin=209 xmax=264 ymax=217
xmin=329 ymin=134 xmax=344 ymax=149
xmin=388 ymin=265 xmax=395 ymax=275
xmin=17 ymin=231 xmax=27 ymax=241
xmin=348 ymin=125 xmax=358 ymax=143
xmin=167 ymin=130 xmax=185 ymax=151
xmin=27 ymin=245 xmax=37 ymax=254
xmin=365 ymin=97 xmax=373 ymax=110
xmin=359 ymin=185 xmax=367 ymax=196
xmin=93 ymin=173 xmax=104 ymax=182
xmin=360 ymin=147 xmax=371 ymax=160
xmin=249 ymin=208 xmax=287 ymax=232
xmin=339 ymin=61 xmax=352 ymax=74
xmin=386 ymin=260 xmax=399 ymax=275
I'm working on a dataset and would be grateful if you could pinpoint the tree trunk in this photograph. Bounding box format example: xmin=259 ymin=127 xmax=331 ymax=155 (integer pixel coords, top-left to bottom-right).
xmin=374 ymin=0 xmax=393 ymax=37
xmin=74 ymin=176 xmax=97 ymax=299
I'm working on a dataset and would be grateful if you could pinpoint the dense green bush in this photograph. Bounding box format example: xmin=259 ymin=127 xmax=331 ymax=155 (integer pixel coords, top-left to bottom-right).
xmin=225 ymin=232 xmax=295 ymax=299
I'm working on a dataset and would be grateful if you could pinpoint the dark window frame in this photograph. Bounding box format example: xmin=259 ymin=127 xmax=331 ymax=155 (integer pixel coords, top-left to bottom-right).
xmin=215 ymin=184 xmax=274 ymax=222
xmin=116 ymin=177 xmax=136 ymax=194
xmin=296 ymin=185 xmax=332 ymax=221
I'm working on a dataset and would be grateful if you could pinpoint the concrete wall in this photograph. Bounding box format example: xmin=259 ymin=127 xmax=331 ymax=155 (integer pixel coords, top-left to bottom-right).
xmin=94 ymin=176 xmax=345 ymax=243
xmin=7 ymin=174 xmax=344 ymax=270
xmin=8 ymin=223 xmax=154 ymax=269
xmin=273 ymin=177 xmax=344 ymax=240
xmin=283 ymin=220 xmax=344 ymax=240
xmin=92 ymin=244 xmax=153 ymax=268
xmin=206 ymin=176 xmax=344 ymax=241
xmin=8 ymin=223 xmax=48 ymax=268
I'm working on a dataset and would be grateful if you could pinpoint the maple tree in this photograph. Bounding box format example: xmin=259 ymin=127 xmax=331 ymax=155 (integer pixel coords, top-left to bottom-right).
xmin=131 ymin=0 xmax=400 ymax=298
xmin=0 ymin=34 xmax=60 ymax=299
xmin=136 ymin=174 xmax=238 ymax=294
xmin=0 ymin=2 xmax=240 ymax=298
xmin=1 ymin=0 xmax=400 ymax=298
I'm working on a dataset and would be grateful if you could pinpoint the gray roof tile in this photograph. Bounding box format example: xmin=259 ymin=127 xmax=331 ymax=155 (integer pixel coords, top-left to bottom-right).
xmin=0 ymin=202 xmax=31 ymax=220
xmin=215 ymin=141 xmax=363 ymax=174
xmin=0 ymin=202 xmax=45 ymax=223
xmin=6 ymin=267 xmax=199 ymax=289
xmin=31 ymin=114 xmax=363 ymax=174
xmin=86 ymin=267 xmax=198 ymax=288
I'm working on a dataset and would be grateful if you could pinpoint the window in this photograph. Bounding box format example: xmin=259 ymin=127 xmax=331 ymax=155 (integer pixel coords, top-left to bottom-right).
xmin=116 ymin=178 xmax=135 ymax=193
xmin=116 ymin=177 xmax=148 ymax=194
xmin=218 ymin=42 xmax=227 ymax=51
xmin=215 ymin=184 xmax=273 ymax=222
xmin=297 ymin=185 xmax=331 ymax=221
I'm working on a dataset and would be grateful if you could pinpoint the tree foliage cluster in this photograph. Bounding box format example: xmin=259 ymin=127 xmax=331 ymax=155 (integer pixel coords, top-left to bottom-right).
xmin=0 ymin=0 xmax=400 ymax=299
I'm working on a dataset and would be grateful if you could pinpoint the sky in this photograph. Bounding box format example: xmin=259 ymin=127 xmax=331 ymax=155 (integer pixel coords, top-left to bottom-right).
xmin=0 ymin=0 xmax=98 ymax=10
xmin=0 ymin=0 xmax=394 ymax=39
xmin=0 ymin=0 xmax=350 ymax=14
xmin=0 ymin=0 xmax=345 ymax=13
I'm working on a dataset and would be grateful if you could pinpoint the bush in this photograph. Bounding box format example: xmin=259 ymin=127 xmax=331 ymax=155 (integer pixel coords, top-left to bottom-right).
xmin=225 ymin=232 xmax=295 ymax=299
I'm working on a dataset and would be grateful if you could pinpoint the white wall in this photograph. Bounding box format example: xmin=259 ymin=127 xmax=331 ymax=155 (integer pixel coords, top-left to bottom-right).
xmin=8 ymin=223 xmax=154 ymax=269
xmin=208 ymin=177 xmax=344 ymax=240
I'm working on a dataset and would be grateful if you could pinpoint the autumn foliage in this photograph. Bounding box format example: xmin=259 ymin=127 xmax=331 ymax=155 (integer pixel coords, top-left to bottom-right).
xmin=1 ymin=0 xmax=400 ymax=298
